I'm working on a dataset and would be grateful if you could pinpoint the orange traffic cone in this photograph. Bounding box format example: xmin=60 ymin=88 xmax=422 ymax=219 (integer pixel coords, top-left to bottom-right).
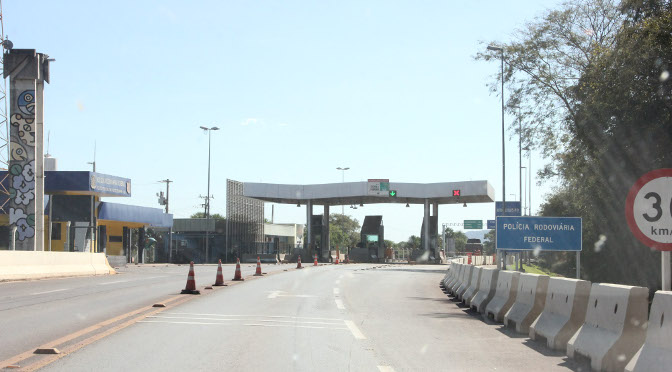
xmin=314 ymin=254 xmax=318 ymax=266
xmin=233 ymin=258 xmax=244 ymax=281
xmin=334 ymin=254 xmax=339 ymax=265
xmin=297 ymin=255 xmax=303 ymax=269
xmin=181 ymin=261 xmax=200 ymax=294
xmin=214 ymin=259 xmax=226 ymax=286
xmin=254 ymin=256 xmax=263 ymax=276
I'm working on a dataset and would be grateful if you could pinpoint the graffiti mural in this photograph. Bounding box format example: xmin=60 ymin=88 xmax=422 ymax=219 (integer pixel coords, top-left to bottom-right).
xmin=8 ymin=86 xmax=36 ymax=246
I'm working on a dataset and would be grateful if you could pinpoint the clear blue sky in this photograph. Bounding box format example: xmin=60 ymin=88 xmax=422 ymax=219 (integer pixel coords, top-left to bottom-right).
xmin=5 ymin=0 xmax=562 ymax=242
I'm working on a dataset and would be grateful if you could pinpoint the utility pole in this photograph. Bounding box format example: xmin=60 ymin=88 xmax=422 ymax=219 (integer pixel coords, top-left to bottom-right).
xmin=159 ymin=179 xmax=172 ymax=263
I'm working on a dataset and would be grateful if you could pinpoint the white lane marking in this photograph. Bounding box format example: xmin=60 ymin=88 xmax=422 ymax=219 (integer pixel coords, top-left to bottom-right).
xmin=30 ymin=288 xmax=68 ymax=295
xmin=338 ymin=274 xmax=344 ymax=279
xmin=344 ymin=320 xmax=366 ymax=340
xmin=244 ymin=323 xmax=349 ymax=330
xmin=335 ymin=299 xmax=345 ymax=309
xmin=268 ymin=290 xmax=282 ymax=298
xmin=267 ymin=290 xmax=315 ymax=298
xmin=139 ymin=320 xmax=348 ymax=330
xmin=98 ymin=280 xmax=132 ymax=285
xmin=163 ymin=312 xmax=345 ymax=321
xmin=335 ymin=280 xmax=341 ymax=285
xmin=333 ymin=288 xmax=340 ymax=295
xmin=148 ymin=316 xmax=343 ymax=325
xmin=378 ymin=366 xmax=395 ymax=372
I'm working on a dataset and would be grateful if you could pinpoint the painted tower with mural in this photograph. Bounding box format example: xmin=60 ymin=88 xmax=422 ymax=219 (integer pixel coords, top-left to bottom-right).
xmin=3 ymin=49 xmax=50 ymax=250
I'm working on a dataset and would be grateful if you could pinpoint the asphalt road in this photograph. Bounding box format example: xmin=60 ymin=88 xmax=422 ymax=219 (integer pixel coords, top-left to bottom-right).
xmin=23 ymin=264 xmax=581 ymax=372
xmin=0 ymin=262 xmax=291 ymax=363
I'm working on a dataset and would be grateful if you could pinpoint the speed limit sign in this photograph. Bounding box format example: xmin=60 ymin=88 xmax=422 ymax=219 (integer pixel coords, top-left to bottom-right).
xmin=625 ymin=169 xmax=672 ymax=251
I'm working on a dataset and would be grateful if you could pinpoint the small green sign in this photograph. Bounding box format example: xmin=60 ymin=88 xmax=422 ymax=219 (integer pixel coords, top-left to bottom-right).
xmin=389 ymin=190 xmax=397 ymax=197
xmin=464 ymin=220 xmax=483 ymax=229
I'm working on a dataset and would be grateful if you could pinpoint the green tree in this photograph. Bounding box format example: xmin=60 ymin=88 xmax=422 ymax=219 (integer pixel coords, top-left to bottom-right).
xmin=406 ymin=235 xmax=421 ymax=249
xmin=190 ymin=212 xmax=225 ymax=220
xmin=329 ymin=214 xmax=361 ymax=249
xmin=444 ymin=227 xmax=468 ymax=252
xmin=478 ymin=0 xmax=672 ymax=289
xmin=483 ymin=229 xmax=496 ymax=254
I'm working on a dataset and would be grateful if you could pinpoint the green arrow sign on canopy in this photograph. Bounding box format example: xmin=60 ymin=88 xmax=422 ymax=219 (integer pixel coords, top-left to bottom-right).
xmin=464 ymin=220 xmax=483 ymax=229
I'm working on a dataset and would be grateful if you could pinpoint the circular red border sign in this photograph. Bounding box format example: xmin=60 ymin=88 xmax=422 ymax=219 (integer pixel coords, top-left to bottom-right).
xmin=625 ymin=168 xmax=672 ymax=251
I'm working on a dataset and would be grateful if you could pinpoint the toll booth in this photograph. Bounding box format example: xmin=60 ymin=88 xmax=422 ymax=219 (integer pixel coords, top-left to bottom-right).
xmin=309 ymin=214 xmax=324 ymax=261
xmin=359 ymin=216 xmax=384 ymax=262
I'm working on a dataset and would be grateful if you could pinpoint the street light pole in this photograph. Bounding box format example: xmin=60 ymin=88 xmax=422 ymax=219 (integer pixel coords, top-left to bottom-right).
xmin=488 ymin=45 xmax=506 ymax=269
xmin=336 ymin=167 xmax=349 ymax=215
xmin=200 ymin=126 xmax=219 ymax=263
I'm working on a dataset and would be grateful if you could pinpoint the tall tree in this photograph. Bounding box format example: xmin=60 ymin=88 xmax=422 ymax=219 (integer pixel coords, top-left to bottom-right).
xmin=329 ymin=214 xmax=361 ymax=249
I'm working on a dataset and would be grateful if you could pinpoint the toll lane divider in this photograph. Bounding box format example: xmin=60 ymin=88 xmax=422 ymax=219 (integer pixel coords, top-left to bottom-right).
xmin=470 ymin=267 xmax=499 ymax=313
xmin=625 ymin=291 xmax=672 ymax=372
xmin=504 ymin=273 xmax=549 ymax=334
xmin=529 ymin=277 xmax=591 ymax=351
xmin=484 ymin=270 xmax=520 ymax=322
xmin=567 ymin=283 xmax=648 ymax=372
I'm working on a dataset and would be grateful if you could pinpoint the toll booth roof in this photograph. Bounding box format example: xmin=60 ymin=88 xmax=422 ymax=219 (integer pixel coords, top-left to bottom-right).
xmin=44 ymin=171 xmax=132 ymax=197
xmin=242 ymin=181 xmax=495 ymax=205
xmin=97 ymin=202 xmax=173 ymax=228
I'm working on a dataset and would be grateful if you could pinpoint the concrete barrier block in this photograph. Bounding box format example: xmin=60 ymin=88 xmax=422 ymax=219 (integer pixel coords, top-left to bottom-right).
xmin=529 ymin=277 xmax=591 ymax=351
xmin=0 ymin=251 xmax=114 ymax=281
xmin=450 ymin=264 xmax=467 ymax=295
xmin=461 ymin=267 xmax=482 ymax=304
xmin=566 ymin=283 xmax=648 ymax=372
xmin=470 ymin=268 xmax=499 ymax=312
xmin=456 ymin=265 xmax=475 ymax=300
xmin=504 ymin=273 xmax=549 ymax=334
xmin=485 ymin=270 xmax=520 ymax=322
xmin=444 ymin=263 xmax=460 ymax=288
xmin=444 ymin=263 xmax=459 ymax=288
xmin=625 ymin=291 xmax=672 ymax=372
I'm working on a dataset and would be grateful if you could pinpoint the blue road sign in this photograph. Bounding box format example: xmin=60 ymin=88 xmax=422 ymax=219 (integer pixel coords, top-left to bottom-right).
xmin=496 ymin=216 xmax=582 ymax=251
xmin=487 ymin=220 xmax=496 ymax=229
xmin=495 ymin=201 xmax=522 ymax=216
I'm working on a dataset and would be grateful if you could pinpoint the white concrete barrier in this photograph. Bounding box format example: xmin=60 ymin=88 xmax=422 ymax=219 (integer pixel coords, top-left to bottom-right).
xmin=444 ymin=263 xmax=460 ymax=288
xmin=456 ymin=265 xmax=475 ymax=300
xmin=625 ymin=291 xmax=672 ymax=372
xmin=462 ymin=267 xmax=483 ymax=304
xmin=484 ymin=270 xmax=520 ymax=322
xmin=529 ymin=277 xmax=591 ymax=351
xmin=504 ymin=273 xmax=549 ymax=333
xmin=450 ymin=264 xmax=468 ymax=295
xmin=567 ymin=283 xmax=648 ymax=372
xmin=0 ymin=251 xmax=115 ymax=281
xmin=470 ymin=267 xmax=499 ymax=312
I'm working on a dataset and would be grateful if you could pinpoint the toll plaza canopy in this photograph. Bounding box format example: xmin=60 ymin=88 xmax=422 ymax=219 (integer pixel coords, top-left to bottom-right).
xmin=241 ymin=180 xmax=495 ymax=260
xmin=242 ymin=180 xmax=495 ymax=205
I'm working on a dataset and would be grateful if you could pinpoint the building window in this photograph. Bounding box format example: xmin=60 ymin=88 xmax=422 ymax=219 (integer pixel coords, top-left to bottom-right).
xmin=109 ymin=236 xmax=123 ymax=243
xmin=51 ymin=223 xmax=62 ymax=240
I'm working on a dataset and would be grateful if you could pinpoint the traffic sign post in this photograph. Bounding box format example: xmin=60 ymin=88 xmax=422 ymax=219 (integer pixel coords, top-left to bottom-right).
xmin=625 ymin=169 xmax=672 ymax=290
xmin=487 ymin=220 xmax=496 ymax=230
